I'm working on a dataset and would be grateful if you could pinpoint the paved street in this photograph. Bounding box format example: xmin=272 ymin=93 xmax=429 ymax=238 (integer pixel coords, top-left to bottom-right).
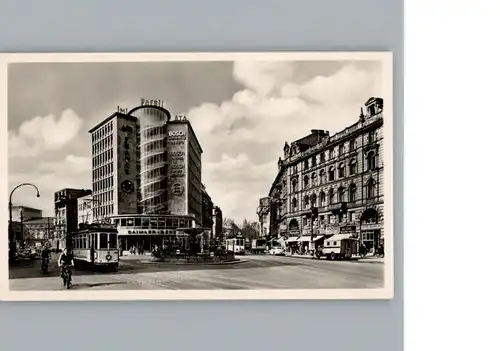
xmin=9 ymin=254 xmax=384 ymax=291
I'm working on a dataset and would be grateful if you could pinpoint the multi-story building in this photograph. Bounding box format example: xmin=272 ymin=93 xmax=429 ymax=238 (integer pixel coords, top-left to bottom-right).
xmin=10 ymin=205 xmax=42 ymax=222
xmin=88 ymin=101 xmax=208 ymax=253
xmin=261 ymin=97 xmax=385 ymax=253
xmin=54 ymin=188 xmax=92 ymax=248
xmin=256 ymin=197 xmax=271 ymax=238
xmin=212 ymin=206 xmax=223 ymax=240
xmin=22 ymin=217 xmax=55 ymax=242
xmin=9 ymin=205 xmax=43 ymax=244
xmin=77 ymin=194 xmax=94 ymax=225
xmin=201 ymin=185 xmax=214 ymax=236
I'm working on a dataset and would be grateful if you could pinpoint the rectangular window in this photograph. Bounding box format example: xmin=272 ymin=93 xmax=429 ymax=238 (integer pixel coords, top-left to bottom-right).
xmin=99 ymin=233 xmax=108 ymax=249
xmin=108 ymin=234 xmax=117 ymax=249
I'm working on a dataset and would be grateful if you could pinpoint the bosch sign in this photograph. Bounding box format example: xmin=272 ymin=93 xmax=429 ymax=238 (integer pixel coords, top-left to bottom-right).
xmin=168 ymin=130 xmax=186 ymax=137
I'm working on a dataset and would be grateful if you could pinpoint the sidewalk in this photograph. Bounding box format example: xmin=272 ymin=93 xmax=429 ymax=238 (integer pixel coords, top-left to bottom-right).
xmin=284 ymin=253 xmax=384 ymax=264
xmin=119 ymin=254 xmax=151 ymax=260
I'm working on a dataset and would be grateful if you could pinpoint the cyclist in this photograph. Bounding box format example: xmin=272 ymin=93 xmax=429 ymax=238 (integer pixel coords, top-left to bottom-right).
xmin=57 ymin=248 xmax=74 ymax=288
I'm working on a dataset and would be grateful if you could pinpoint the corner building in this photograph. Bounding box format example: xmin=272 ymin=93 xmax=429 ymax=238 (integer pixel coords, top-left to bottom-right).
xmin=263 ymin=97 xmax=385 ymax=253
xmin=89 ymin=102 xmax=205 ymax=253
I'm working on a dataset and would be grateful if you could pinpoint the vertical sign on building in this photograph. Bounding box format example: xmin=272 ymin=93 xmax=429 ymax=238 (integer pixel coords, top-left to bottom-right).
xmin=166 ymin=125 xmax=187 ymax=215
xmin=117 ymin=121 xmax=138 ymax=214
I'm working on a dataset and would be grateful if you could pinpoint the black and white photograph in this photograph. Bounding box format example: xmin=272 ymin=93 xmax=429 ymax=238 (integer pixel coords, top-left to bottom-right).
xmin=0 ymin=52 xmax=393 ymax=301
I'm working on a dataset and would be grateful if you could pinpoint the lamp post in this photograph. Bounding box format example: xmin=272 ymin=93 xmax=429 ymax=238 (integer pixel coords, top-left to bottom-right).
xmin=9 ymin=183 xmax=40 ymax=261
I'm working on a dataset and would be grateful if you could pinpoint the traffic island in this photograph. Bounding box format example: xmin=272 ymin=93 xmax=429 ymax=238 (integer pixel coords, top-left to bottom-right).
xmin=141 ymin=252 xmax=244 ymax=265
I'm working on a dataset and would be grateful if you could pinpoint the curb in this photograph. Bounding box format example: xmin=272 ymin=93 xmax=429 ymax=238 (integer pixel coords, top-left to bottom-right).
xmin=285 ymin=255 xmax=384 ymax=264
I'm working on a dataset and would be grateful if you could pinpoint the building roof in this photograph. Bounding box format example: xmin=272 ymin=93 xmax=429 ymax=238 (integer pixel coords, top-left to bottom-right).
xmin=88 ymin=112 xmax=137 ymax=133
xmin=23 ymin=217 xmax=55 ymax=225
xmin=10 ymin=205 xmax=42 ymax=212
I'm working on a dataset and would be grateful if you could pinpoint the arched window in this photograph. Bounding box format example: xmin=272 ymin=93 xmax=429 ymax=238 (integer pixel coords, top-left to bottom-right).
xmin=328 ymin=166 xmax=335 ymax=181
xmin=292 ymin=198 xmax=297 ymax=209
xmin=320 ymin=191 xmax=326 ymax=205
xmin=349 ymin=158 xmax=357 ymax=175
xmin=349 ymin=184 xmax=357 ymax=202
xmin=319 ymin=169 xmax=326 ymax=184
xmin=292 ymin=178 xmax=297 ymax=193
xmin=311 ymin=173 xmax=317 ymax=187
xmin=304 ymin=175 xmax=309 ymax=189
xmin=338 ymin=187 xmax=346 ymax=202
xmin=311 ymin=194 xmax=317 ymax=207
xmin=338 ymin=163 xmax=345 ymax=178
xmin=329 ymin=188 xmax=335 ymax=204
xmin=367 ymin=151 xmax=376 ymax=170
xmin=288 ymin=218 xmax=299 ymax=231
xmin=304 ymin=195 xmax=310 ymax=208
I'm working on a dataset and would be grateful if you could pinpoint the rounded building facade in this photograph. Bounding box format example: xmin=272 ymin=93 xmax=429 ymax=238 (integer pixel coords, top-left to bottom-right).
xmin=129 ymin=107 xmax=170 ymax=214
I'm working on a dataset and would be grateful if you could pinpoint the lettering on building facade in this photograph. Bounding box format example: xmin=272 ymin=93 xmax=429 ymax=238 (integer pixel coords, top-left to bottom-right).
xmin=140 ymin=98 xmax=164 ymax=108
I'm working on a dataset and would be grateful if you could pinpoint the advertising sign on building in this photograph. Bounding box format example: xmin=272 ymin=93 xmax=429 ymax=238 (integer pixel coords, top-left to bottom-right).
xmin=166 ymin=124 xmax=187 ymax=215
xmin=117 ymin=120 xmax=138 ymax=214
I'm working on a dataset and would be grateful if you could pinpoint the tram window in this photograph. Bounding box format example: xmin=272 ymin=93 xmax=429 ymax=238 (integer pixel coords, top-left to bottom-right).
xmin=99 ymin=233 xmax=108 ymax=249
xmin=166 ymin=218 xmax=172 ymax=228
xmin=121 ymin=218 xmax=127 ymax=227
xmin=150 ymin=218 xmax=158 ymax=229
xmin=172 ymin=218 xmax=179 ymax=228
xmin=83 ymin=235 xmax=87 ymax=248
xmin=135 ymin=218 xmax=141 ymax=227
xmin=179 ymin=219 xmax=186 ymax=227
xmin=142 ymin=217 xmax=150 ymax=228
xmin=108 ymin=234 xmax=117 ymax=249
xmin=158 ymin=218 xmax=165 ymax=228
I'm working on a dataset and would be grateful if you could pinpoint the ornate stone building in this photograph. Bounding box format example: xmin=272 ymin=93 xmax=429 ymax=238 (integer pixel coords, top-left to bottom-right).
xmin=262 ymin=97 xmax=385 ymax=253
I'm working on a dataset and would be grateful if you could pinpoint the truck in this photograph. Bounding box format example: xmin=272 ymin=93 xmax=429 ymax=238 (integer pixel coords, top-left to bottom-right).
xmin=251 ymin=238 xmax=267 ymax=254
xmin=316 ymin=234 xmax=359 ymax=260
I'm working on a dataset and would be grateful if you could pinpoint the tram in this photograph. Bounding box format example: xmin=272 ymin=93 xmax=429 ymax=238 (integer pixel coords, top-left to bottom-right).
xmin=225 ymin=235 xmax=245 ymax=255
xmin=70 ymin=223 xmax=119 ymax=270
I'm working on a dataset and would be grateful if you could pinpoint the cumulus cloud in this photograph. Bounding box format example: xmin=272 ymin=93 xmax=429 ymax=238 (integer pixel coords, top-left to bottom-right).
xmin=189 ymin=60 xmax=383 ymax=222
xmin=8 ymin=154 xmax=92 ymax=216
xmin=8 ymin=109 xmax=83 ymax=158
xmin=38 ymin=154 xmax=92 ymax=174
xmin=203 ymin=153 xmax=277 ymax=222
xmin=188 ymin=61 xmax=381 ymax=147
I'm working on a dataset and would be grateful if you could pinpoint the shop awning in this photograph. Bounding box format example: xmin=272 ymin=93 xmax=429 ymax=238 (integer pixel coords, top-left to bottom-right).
xmin=297 ymin=236 xmax=311 ymax=242
xmin=286 ymin=236 xmax=299 ymax=243
xmin=312 ymin=235 xmax=324 ymax=242
xmin=325 ymin=234 xmax=354 ymax=242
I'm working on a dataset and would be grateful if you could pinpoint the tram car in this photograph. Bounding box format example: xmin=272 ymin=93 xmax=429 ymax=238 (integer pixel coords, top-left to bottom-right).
xmin=225 ymin=235 xmax=246 ymax=255
xmin=70 ymin=223 xmax=119 ymax=270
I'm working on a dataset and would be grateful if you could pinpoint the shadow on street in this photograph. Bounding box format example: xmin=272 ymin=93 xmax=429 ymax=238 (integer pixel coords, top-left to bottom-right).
xmin=9 ymin=256 xmax=303 ymax=280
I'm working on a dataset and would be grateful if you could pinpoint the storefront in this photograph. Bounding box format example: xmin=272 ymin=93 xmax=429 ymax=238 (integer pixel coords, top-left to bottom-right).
xmin=360 ymin=207 xmax=383 ymax=252
xmin=109 ymin=214 xmax=195 ymax=253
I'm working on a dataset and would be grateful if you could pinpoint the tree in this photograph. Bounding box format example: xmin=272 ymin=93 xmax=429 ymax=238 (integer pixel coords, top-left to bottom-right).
xmin=223 ymin=218 xmax=240 ymax=238
xmin=240 ymin=219 xmax=260 ymax=240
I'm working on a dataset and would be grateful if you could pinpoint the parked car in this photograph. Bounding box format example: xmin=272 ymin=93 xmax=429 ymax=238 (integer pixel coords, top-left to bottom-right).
xmin=268 ymin=246 xmax=285 ymax=256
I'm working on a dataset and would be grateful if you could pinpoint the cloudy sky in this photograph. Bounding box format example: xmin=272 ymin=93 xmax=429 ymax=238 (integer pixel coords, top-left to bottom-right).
xmin=8 ymin=59 xmax=384 ymax=223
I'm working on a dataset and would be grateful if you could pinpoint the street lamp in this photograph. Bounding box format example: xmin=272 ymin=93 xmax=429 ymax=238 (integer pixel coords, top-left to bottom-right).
xmin=9 ymin=183 xmax=40 ymax=261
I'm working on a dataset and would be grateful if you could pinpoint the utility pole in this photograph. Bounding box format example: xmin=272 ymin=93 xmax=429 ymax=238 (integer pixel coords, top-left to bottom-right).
xmin=20 ymin=210 xmax=24 ymax=248
xmin=311 ymin=206 xmax=318 ymax=256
